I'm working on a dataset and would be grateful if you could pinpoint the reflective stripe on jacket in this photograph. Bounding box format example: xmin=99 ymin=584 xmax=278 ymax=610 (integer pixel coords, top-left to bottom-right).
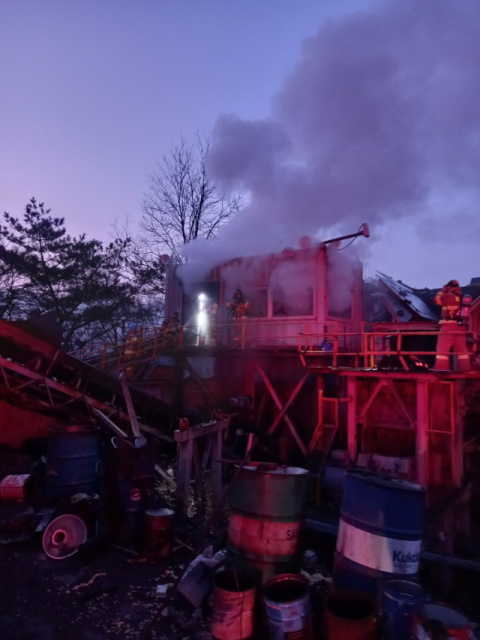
xmin=434 ymin=287 xmax=462 ymax=322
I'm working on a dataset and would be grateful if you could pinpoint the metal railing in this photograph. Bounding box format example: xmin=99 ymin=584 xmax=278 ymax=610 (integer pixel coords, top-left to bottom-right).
xmin=71 ymin=322 xmax=478 ymax=373
xmin=71 ymin=321 xmax=322 ymax=370
xmin=71 ymin=326 xmax=185 ymax=370
xmin=298 ymin=328 xmax=478 ymax=371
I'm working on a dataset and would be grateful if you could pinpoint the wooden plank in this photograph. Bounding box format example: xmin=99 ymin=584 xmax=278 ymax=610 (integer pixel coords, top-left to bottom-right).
xmin=155 ymin=463 xmax=175 ymax=484
xmin=92 ymin=408 xmax=127 ymax=437
xmin=176 ymin=438 xmax=193 ymax=510
xmin=119 ymin=371 xmax=141 ymax=437
xmin=174 ymin=420 xmax=228 ymax=443
xmin=192 ymin=441 xmax=205 ymax=502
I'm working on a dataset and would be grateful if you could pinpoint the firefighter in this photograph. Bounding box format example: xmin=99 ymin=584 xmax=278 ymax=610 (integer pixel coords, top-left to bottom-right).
xmin=123 ymin=322 xmax=140 ymax=378
xmin=433 ymin=280 xmax=470 ymax=372
xmin=163 ymin=311 xmax=181 ymax=348
xmin=226 ymin=289 xmax=250 ymax=347
xmin=227 ymin=289 xmax=250 ymax=320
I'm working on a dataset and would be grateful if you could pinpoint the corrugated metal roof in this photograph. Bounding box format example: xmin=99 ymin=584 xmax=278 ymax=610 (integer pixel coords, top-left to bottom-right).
xmin=377 ymin=272 xmax=439 ymax=321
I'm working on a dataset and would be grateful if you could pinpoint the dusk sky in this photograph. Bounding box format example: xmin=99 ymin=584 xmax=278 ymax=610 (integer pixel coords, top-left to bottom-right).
xmin=1 ymin=1 xmax=479 ymax=288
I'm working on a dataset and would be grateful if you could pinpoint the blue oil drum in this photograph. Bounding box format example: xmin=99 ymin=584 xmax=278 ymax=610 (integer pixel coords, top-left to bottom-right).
xmin=100 ymin=438 xmax=157 ymax=545
xmin=382 ymin=580 xmax=429 ymax=640
xmin=46 ymin=425 xmax=101 ymax=499
xmin=333 ymin=471 xmax=425 ymax=599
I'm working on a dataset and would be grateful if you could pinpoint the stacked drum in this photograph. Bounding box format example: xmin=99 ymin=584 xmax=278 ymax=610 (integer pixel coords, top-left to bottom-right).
xmin=228 ymin=465 xmax=309 ymax=582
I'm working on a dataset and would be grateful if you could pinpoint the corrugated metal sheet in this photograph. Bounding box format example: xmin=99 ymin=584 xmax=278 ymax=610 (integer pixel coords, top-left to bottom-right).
xmin=377 ymin=272 xmax=438 ymax=322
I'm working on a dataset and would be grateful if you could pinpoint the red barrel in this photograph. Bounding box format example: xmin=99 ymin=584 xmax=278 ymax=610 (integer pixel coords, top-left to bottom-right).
xmin=0 ymin=474 xmax=30 ymax=500
xmin=141 ymin=508 xmax=175 ymax=560
xmin=413 ymin=603 xmax=470 ymax=640
xmin=324 ymin=589 xmax=376 ymax=640
xmin=211 ymin=570 xmax=256 ymax=640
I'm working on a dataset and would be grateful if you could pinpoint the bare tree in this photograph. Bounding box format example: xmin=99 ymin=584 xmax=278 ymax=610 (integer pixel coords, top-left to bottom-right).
xmin=141 ymin=135 xmax=241 ymax=262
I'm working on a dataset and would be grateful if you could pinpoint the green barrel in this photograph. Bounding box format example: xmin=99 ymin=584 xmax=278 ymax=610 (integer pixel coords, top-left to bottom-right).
xmin=228 ymin=465 xmax=309 ymax=582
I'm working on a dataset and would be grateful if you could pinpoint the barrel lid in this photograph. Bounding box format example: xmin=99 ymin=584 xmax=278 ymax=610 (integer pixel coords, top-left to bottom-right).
xmin=49 ymin=424 xmax=100 ymax=434
xmin=347 ymin=470 xmax=424 ymax=493
xmin=243 ymin=465 xmax=308 ymax=476
xmin=145 ymin=508 xmax=175 ymax=517
xmin=264 ymin=573 xmax=310 ymax=605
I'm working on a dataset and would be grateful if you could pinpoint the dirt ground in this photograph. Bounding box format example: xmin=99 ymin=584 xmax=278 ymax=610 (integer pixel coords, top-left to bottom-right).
xmin=2 ymin=450 xmax=480 ymax=640
xmin=0 ymin=535 xmax=205 ymax=640
xmin=0 ymin=450 xmax=215 ymax=640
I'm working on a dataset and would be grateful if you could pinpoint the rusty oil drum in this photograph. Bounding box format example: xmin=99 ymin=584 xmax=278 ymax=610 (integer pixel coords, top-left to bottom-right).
xmin=228 ymin=465 xmax=308 ymax=582
xmin=141 ymin=508 xmax=175 ymax=560
xmin=100 ymin=438 xmax=156 ymax=545
xmin=211 ymin=570 xmax=256 ymax=640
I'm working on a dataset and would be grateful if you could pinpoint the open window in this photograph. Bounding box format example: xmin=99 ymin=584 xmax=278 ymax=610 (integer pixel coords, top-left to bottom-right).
xmin=270 ymin=255 xmax=315 ymax=317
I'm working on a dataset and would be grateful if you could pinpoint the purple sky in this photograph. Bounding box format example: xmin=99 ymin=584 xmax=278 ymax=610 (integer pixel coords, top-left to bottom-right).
xmin=1 ymin=1 xmax=479 ymax=288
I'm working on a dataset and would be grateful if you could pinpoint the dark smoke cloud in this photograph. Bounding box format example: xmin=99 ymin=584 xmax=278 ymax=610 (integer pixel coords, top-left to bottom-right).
xmin=185 ymin=0 xmax=480 ymax=270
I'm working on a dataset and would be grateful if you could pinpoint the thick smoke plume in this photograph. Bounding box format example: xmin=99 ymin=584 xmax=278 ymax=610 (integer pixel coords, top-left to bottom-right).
xmin=183 ymin=0 xmax=480 ymax=278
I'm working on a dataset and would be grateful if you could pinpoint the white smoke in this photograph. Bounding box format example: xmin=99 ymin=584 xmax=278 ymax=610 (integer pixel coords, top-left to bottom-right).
xmin=183 ymin=0 xmax=480 ymax=278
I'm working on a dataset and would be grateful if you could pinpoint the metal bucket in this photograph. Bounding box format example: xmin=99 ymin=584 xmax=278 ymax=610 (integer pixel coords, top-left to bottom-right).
xmin=325 ymin=589 xmax=376 ymax=640
xmin=228 ymin=465 xmax=308 ymax=582
xmin=211 ymin=570 xmax=256 ymax=640
xmin=141 ymin=508 xmax=174 ymax=560
xmin=100 ymin=438 xmax=156 ymax=545
xmin=264 ymin=573 xmax=313 ymax=640
xmin=333 ymin=471 xmax=425 ymax=598
xmin=413 ymin=603 xmax=470 ymax=640
xmin=46 ymin=425 xmax=100 ymax=499
xmin=382 ymin=580 xmax=428 ymax=640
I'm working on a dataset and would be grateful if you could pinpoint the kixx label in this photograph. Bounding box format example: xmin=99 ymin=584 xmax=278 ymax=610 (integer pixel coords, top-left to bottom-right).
xmin=337 ymin=519 xmax=421 ymax=574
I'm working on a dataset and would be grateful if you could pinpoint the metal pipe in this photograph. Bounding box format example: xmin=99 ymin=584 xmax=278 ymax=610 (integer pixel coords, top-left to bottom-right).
xmin=320 ymin=223 xmax=370 ymax=246
xmin=304 ymin=518 xmax=480 ymax=573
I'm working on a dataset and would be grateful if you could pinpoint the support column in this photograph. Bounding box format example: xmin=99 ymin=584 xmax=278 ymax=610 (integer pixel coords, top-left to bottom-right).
xmin=452 ymin=381 xmax=464 ymax=488
xmin=245 ymin=358 xmax=256 ymax=409
xmin=176 ymin=439 xmax=193 ymax=510
xmin=416 ymin=380 xmax=429 ymax=487
xmin=347 ymin=376 xmax=357 ymax=462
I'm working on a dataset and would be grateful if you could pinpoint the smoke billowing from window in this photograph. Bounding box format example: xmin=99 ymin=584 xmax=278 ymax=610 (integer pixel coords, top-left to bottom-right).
xmin=184 ymin=0 xmax=480 ymax=274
